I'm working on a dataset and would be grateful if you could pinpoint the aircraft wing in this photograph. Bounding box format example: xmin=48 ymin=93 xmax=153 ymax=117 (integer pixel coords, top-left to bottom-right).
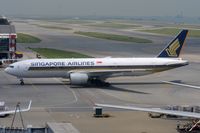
xmin=95 ymin=103 xmax=200 ymax=119
xmin=70 ymin=69 xmax=151 ymax=78
xmin=0 ymin=100 xmax=32 ymax=115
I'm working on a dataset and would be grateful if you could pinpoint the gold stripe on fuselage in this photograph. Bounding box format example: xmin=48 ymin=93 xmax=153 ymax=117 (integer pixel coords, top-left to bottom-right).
xmin=28 ymin=64 xmax=182 ymax=73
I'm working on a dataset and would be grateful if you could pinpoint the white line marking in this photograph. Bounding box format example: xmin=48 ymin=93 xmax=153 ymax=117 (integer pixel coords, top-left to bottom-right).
xmin=54 ymin=78 xmax=78 ymax=104
xmin=70 ymin=87 xmax=78 ymax=103
xmin=100 ymin=89 xmax=125 ymax=101
xmin=46 ymin=107 xmax=92 ymax=109
xmin=162 ymin=81 xmax=200 ymax=89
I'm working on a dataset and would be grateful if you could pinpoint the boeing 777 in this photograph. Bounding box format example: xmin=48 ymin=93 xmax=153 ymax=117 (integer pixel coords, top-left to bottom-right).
xmin=5 ymin=30 xmax=189 ymax=86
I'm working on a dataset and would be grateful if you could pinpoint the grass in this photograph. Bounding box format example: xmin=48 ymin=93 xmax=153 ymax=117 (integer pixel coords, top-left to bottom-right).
xmin=88 ymin=22 xmax=140 ymax=29
xmin=35 ymin=24 xmax=72 ymax=30
xmin=17 ymin=33 xmax=41 ymax=43
xmin=29 ymin=48 xmax=92 ymax=58
xmin=44 ymin=19 xmax=93 ymax=24
xmin=74 ymin=31 xmax=152 ymax=43
xmin=61 ymin=19 xmax=93 ymax=24
xmin=140 ymin=28 xmax=200 ymax=37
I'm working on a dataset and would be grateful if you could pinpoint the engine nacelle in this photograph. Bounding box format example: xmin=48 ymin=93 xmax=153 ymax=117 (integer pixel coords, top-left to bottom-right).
xmin=70 ymin=73 xmax=89 ymax=85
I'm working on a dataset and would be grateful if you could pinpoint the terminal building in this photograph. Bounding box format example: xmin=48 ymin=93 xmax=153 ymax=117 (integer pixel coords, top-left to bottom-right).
xmin=0 ymin=16 xmax=17 ymax=60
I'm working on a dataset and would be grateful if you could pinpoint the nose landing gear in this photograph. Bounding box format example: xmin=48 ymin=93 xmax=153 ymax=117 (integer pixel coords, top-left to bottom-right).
xmin=20 ymin=79 xmax=24 ymax=85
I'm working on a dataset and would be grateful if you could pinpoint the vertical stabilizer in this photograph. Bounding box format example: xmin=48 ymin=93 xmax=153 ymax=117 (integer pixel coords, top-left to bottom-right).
xmin=157 ymin=29 xmax=188 ymax=58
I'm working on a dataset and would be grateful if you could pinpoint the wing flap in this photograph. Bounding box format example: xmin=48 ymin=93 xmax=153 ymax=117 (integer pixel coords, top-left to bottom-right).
xmin=70 ymin=69 xmax=151 ymax=77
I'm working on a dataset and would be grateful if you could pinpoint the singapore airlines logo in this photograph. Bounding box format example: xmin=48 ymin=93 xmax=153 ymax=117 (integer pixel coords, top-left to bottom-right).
xmin=166 ymin=39 xmax=180 ymax=57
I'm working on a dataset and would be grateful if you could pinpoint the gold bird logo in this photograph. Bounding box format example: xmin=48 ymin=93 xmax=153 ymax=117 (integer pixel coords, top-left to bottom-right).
xmin=166 ymin=39 xmax=180 ymax=57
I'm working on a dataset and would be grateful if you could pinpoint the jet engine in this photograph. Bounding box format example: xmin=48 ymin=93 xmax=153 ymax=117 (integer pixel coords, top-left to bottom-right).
xmin=70 ymin=73 xmax=89 ymax=85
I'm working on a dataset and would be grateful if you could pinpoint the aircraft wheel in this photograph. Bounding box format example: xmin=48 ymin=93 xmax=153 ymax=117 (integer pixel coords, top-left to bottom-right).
xmin=104 ymin=82 xmax=110 ymax=87
xmin=20 ymin=79 xmax=24 ymax=85
xmin=91 ymin=79 xmax=110 ymax=87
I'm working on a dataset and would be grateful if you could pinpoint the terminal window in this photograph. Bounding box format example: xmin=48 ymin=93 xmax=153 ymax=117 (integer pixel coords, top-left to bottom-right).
xmin=0 ymin=38 xmax=9 ymax=51
xmin=0 ymin=38 xmax=9 ymax=45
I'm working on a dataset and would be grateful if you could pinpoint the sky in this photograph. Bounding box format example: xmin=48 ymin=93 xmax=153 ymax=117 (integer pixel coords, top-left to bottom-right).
xmin=0 ymin=0 xmax=200 ymax=18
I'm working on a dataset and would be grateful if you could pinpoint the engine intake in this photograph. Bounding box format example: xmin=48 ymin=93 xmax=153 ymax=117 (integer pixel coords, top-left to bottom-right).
xmin=70 ymin=73 xmax=89 ymax=85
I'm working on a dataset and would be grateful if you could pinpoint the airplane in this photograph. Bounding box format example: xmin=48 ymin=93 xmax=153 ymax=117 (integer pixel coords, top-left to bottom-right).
xmin=0 ymin=100 xmax=32 ymax=116
xmin=5 ymin=30 xmax=189 ymax=86
xmin=95 ymin=103 xmax=200 ymax=131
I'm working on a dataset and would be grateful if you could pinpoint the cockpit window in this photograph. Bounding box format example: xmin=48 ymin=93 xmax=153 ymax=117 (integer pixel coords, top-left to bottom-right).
xmin=9 ymin=65 xmax=14 ymax=68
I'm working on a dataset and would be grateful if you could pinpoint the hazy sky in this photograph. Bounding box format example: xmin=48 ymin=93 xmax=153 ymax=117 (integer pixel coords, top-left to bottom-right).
xmin=0 ymin=0 xmax=199 ymax=17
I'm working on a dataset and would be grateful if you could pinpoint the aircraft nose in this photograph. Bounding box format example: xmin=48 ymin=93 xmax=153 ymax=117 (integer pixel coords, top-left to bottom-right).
xmin=4 ymin=67 xmax=15 ymax=75
xmin=4 ymin=67 xmax=10 ymax=74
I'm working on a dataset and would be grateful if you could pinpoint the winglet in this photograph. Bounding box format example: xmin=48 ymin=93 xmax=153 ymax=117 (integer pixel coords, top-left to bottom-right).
xmin=157 ymin=29 xmax=188 ymax=58
xmin=0 ymin=100 xmax=32 ymax=116
xmin=27 ymin=100 xmax=32 ymax=111
xmin=20 ymin=100 xmax=32 ymax=112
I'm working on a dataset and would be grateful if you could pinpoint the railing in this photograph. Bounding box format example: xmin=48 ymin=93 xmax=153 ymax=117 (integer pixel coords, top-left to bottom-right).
xmin=0 ymin=59 xmax=22 ymax=67
xmin=0 ymin=127 xmax=46 ymax=133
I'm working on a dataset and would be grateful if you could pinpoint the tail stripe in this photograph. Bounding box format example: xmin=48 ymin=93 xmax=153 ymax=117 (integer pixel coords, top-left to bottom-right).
xmin=165 ymin=39 xmax=180 ymax=57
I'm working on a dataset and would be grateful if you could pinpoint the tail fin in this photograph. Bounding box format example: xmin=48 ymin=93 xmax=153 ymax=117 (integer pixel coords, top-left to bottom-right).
xmin=157 ymin=29 xmax=188 ymax=58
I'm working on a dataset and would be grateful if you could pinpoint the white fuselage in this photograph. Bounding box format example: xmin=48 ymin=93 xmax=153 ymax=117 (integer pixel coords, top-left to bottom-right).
xmin=5 ymin=57 xmax=188 ymax=79
xmin=4 ymin=29 xmax=189 ymax=85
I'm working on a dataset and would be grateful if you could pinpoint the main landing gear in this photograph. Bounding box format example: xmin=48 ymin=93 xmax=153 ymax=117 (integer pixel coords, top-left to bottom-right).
xmin=90 ymin=79 xmax=110 ymax=87
xmin=20 ymin=79 xmax=24 ymax=85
